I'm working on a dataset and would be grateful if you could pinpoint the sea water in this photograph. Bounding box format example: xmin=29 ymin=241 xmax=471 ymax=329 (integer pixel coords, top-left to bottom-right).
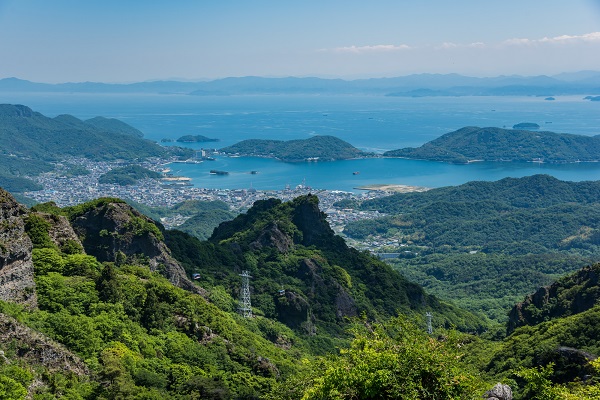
xmin=2 ymin=92 xmax=600 ymax=191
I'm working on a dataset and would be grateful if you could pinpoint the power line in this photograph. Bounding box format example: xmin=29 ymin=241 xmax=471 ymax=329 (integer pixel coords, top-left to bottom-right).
xmin=426 ymin=312 xmax=433 ymax=335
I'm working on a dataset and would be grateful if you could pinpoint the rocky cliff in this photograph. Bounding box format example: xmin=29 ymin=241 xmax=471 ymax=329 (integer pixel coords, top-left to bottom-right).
xmin=167 ymin=195 xmax=485 ymax=333
xmin=508 ymin=263 xmax=600 ymax=334
xmin=0 ymin=312 xmax=87 ymax=376
xmin=69 ymin=200 xmax=203 ymax=295
xmin=0 ymin=188 xmax=36 ymax=306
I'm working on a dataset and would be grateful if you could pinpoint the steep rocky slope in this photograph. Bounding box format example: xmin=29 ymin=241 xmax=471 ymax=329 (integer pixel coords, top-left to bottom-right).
xmin=508 ymin=263 xmax=600 ymax=334
xmin=0 ymin=188 xmax=36 ymax=306
xmin=168 ymin=195 xmax=485 ymax=333
xmin=68 ymin=199 xmax=203 ymax=295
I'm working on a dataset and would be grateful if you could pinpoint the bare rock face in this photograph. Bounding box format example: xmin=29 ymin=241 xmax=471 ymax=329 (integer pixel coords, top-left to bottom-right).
xmin=250 ymin=222 xmax=293 ymax=253
xmin=508 ymin=263 xmax=600 ymax=334
xmin=484 ymin=383 xmax=512 ymax=400
xmin=0 ymin=312 xmax=87 ymax=375
xmin=0 ymin=188 xmax=36 ymax=307
xmin=291 ymin=194 xmax=337 ymax=247
xmin=70 ymin=200 xmax=203 ymax=295
xmin=39 ymin=213 xmax=84 ymax=252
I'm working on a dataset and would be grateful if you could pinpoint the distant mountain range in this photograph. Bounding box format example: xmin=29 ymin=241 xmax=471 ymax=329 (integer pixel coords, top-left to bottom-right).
xmin=384 ymin=126 xmax=600 ymax=163
xmin=1 ymin=72 xmax=600 ymax=96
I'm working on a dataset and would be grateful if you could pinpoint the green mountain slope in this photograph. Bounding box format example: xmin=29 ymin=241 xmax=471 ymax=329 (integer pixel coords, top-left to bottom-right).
xmin=220 ymin=135 xmax=366 ymax=162
xmin=485 ymin=264 xmax=600 ymax=389
xmin=84 ymin=116 xmax=144 ymax=137
xmin=384 ymin=126 xmax=600 ymax=163
xmin=166 ymin=195 xmax=486 ymax=334
xmin=0 ymin=104 xmax=193 ymax=192
xmin=5 ymin=185 xmax=600 ymax=398
xmin=342 ymin=175 xmax=600 ymax=321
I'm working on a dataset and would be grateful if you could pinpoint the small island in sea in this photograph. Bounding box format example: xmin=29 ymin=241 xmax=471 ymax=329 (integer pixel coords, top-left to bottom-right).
xmin=176 ymin=134 xmax=219 ymax=143
xmin=512 ymin=122 xmax=540 ymax=129
xmin=220 ymin=135 xmax=367 ymax=162
xmin=384 ymin=126 xmax=600 ymax=164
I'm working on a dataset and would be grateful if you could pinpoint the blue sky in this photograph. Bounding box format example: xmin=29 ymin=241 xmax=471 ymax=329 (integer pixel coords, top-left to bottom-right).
xmin=1 ymin=0 xmax=599 ymax=82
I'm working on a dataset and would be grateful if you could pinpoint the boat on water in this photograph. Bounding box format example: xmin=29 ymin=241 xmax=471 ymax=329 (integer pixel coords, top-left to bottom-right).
xmin=250 ymin=170 xmax=259 ymax=174
xmin=353 ymin=171 xmax=360 ymax=175
xmin=210 ymin=170 xmax=229 ymax=175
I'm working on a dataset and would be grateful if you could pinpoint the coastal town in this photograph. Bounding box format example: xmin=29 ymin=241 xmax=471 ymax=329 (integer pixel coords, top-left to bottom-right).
xmin=22 ymin=156 xmax=421 ymax=252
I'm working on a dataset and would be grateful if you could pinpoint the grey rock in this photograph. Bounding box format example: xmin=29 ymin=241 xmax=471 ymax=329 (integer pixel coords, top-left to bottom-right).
xmin=484 ymin=383 xmax=512 ymax=400
xmin=41 ymin=213 xmax=84 ymax=252
xmin=0 ymin=188 xmax=36 ymax=307
xmin=0 ymin=312 xmax=87 ymax=375
xmin=70 ymin=200 xmax=205 ymax=296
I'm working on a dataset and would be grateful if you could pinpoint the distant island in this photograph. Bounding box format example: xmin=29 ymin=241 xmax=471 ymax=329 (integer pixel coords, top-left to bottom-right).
xmin=176 ymin=134 xmax=219 ymax=143
xmin=384 ymin=126 xmax=600 ymax=164
xmin=220 ymin=135 xmax=367 ymax=162
xmin=512 ymin=122 xmax=540 ymax=130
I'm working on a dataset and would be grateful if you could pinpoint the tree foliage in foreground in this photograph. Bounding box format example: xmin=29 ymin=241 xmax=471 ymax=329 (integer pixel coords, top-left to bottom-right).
xmin=267 ymin=316 xmax=487 ymax=400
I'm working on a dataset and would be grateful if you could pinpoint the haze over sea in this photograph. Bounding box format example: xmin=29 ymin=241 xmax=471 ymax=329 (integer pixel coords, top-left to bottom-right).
xmin=3 ymin=92 xmax=600 ymax=192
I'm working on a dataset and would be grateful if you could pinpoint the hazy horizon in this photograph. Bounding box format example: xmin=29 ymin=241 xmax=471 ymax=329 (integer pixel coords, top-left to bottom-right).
xmin=3 ymin=70 xmax=600 ymax=86
xmin=1 ymin=0 xmax=599 ymax=83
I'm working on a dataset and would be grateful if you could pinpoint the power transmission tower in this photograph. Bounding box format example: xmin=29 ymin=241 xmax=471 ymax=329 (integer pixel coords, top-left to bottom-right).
xmin=426 ymin=312 xmax=433 ymax=334
xmin=239 ymin=270 xmax=253 ymax=318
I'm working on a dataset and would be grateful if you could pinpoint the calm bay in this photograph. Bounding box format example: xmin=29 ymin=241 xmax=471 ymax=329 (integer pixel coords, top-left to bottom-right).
xmin=2 ymin=92 xmax=600 ymax=191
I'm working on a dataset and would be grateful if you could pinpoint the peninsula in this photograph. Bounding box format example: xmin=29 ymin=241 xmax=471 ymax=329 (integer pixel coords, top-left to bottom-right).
xmin=220 ymin=135 xmax=367 ymax=162
xmin=0 ymin=104 xmax=192 ymax=193
xmin=384 ymin=126 xmax=600 ymax=164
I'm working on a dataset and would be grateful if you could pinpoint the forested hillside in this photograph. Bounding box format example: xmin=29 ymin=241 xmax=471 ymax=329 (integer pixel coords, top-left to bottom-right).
xmin=166 ymin=195 xmax=485 ymax=334
xmin=384 ymin=126 xmax=600 ymax=163
xmin=0 ymin=104 xmax=192 ymax=192
xmin=220 ymin=135 xmax=366 ymax=161
xmin=342 ymin=175 xmax=600 ymax=321
xmin=3 ymin=184 xmax=600 ymax=398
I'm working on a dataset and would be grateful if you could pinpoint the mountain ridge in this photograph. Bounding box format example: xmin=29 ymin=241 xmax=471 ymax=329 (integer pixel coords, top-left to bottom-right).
xmin=2 ymin=72 xmax=600 ymax=95
xmin=384 ymin=126 xmax=600 ymax=163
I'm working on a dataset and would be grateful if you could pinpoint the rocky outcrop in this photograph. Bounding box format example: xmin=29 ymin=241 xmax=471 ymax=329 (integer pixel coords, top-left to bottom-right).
xmin=70 ymin=200 xmax=203 ymax=295
xmin=535 ymin=346 xmax=597 ymax=384
xmin=508 ymin=263 xmax=600 ymax=334
xmin=0 ymin=313 xmax=87 ymax=375
xmin=38 ymin=213 xmax=84 ymax=253
xmin=250 ymin=222 xmax=293 ymax=253
xmin=0 ymin=188 xmax=36 ymax=307
xmin=484 ymin=383 xmax=512 ymax=400
xmin=275 ymin=291 xmax=315 ymax=332
xmin=291 ymin=194 xmax=338 ymax=247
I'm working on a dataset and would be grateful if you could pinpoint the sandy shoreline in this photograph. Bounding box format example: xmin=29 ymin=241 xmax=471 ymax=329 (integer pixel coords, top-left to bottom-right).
xmin=354 ymin=184 xmax=430 ymax=193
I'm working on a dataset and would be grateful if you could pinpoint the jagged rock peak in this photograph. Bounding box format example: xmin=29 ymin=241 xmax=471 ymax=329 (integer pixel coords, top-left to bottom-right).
xmin=507 ymin=263 xmax=600 ymax=334
xmin=211 ymin=194 xmax=339 ymax=250
xmin=291 ymin=194 xmax=336 ymax=247
xmin=0 ymin=187 xmax=36 ymax=307
xmin=68 ymin=198 xmax=203 ymax=295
